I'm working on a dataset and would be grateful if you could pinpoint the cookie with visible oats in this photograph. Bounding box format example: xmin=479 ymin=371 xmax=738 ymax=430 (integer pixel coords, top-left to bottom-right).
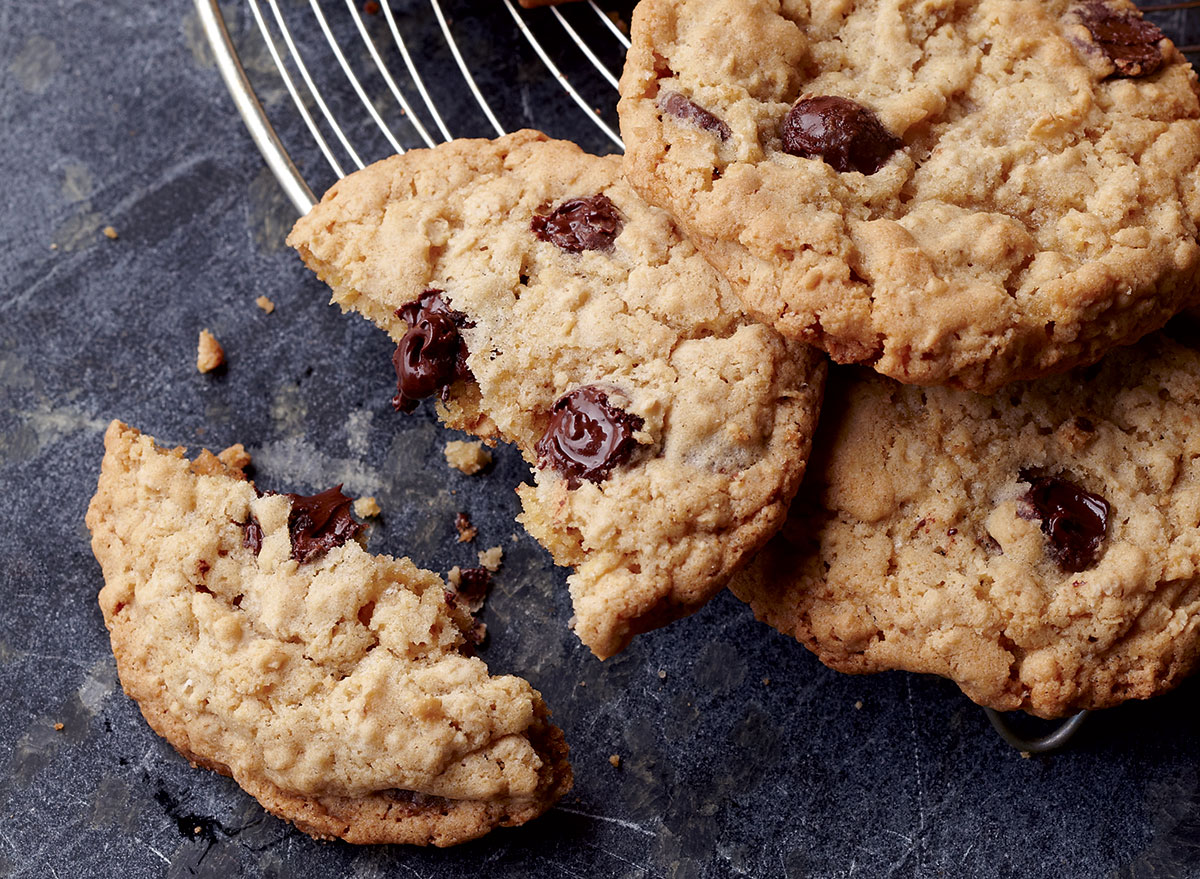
xmin=287 ymin=130 xmax=826 ymax=659
xmin=730 ymin=333 xmax=1200 ymax=717
xmin=618 ymin=0 xmax=1200 ymax=391
xmin=86 ymin=421 xmax=570 ymax=846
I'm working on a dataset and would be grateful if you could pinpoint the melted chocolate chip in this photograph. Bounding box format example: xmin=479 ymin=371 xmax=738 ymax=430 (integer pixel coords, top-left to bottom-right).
xmin=456 ymin=567 xmax=493 ymax=605
xmin=1019 ymin=471 xmax=1110 ymax=573
xmin=241 ymin=519 xmax=263 ymax=555
xmin=536 ymin=385 xmax=643 ymax=488
xmin=391 ymin=290 xmax=471 ymax=413
xmin=285 ymin=485 xmax=364 ymax=563
xmin=531 ymin=194 xmax=622 ymax=253
xmin=659 ymin=91 xmax=732 ymax=141
xmin=781 ymin=96 xmax=902 ymax=174
xmin=1077 ymin=1 xmax=1165 ymax=77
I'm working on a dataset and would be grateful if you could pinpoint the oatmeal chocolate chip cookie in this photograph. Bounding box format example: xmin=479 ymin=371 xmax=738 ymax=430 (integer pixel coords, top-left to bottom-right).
xmin=86 ymin=421 xmax=570 ymax=846
xmin=730 ymin=334 xmax=1200 ymax=718
xmin=287 ymin=130 xmax=826 ymax=659
xmin=618 ymin=0 xmax=1200 ymax=391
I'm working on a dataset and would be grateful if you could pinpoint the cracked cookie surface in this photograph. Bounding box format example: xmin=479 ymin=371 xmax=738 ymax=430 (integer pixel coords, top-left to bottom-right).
xmin=86 ymin=422 xmax=570 ymax=845
xmin=287 ymin=131 xmax=826 ymax=658
xmin=730 ymin=333 xmax=1200 ymax=717
xmin=618 ymin=0 xmax=1200 ymax=391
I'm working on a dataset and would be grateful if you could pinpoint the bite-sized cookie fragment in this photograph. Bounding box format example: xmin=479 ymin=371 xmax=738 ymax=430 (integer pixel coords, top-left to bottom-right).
xmin=287 ymin=131 xmax=826 ymax=659
xmin=196 ymin=329 xmax=225 ymax=373
xmin=618 ymin=0 xmax=1200 ymax=391
xmin=86 ymin=422 xmax=570 ymax=846
xmin=731 ymin=335 xmax=1200 ymax=717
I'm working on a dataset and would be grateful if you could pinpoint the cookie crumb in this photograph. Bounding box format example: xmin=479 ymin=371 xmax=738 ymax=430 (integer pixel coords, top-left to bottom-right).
xmin=447 ymin=565 xmax=462 ymax=588
xmin=455 ymin=512 xmax=477 ymax=543
xmin=854 ymin=700 xmax=863 ymax=710
xmin=478 ymin=545 xmax=503 ymax=572
xmin=657 ymin=669 xmax=667 ymax=680
xmin=50 ymin=242 xmax=58 ymax=250
xmin=218 ymin=443 xmax=251 ymax=475
xmin=353 ymin=496 xmax=381 ymax=518
xmin=53 ymin=722 xmax=64 ymax=731
xmin=196 ymin=330 xmax=225 ymax=373
xmin=1020 ymin=751 xmax=1031 ymax=759
xmin=444 ymin=440 xmax=492 ymax=475
xmin=762 ymin=677 xmax=770 ymax=686
xmin=608 ymin=754 xmax=621 ymax=768
xmin=255 ymin=295 xmax=276 ymax=314
xmin=102 ymin=225 xmax=119 ymax=240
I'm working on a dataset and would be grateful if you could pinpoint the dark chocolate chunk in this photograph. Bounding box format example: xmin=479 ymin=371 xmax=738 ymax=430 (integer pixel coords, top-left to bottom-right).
xmin=241 ymin=519 xmax=263 ymax=555
xmin=536 ymin=385 xmax=643 ymax=488
xmin=531 ymin=194 xmax=622 ymax=253
xmin=781 ymin=96 xmax=902 ymax=174
xmin=1077 ymin=1 xmax=1165 ymax=78
xmin=659 ymin=91 xmax=732 ymax=141
xmin=391 ymin=290 xmax=472 ymax=413
xmin=1018 ymin=471 xmax=1110 ymax=573
xmin=455 ymin=567 xmax=493 ymax=606
xmin=285 ymin=485 xmax=364 ymax=563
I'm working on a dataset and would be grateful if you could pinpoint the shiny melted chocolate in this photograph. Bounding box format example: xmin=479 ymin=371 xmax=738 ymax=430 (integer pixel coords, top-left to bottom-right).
xmin=1077 ymin=1 xmax=1164 ymax=78
xmin=659 ymin=91 xmax=732 ymax=141
xmin=285 ymin=485 xmax=364 ymax=563
xmin=1019 ymin=471 xmax=1110 ymax=573
xmin=531 ymin=194 xmax=622 ymax=253
xmin=391 ymin=290 xmax=472 ymax=413
xmin=241 ymin=519 xmax=263 ymax=555
xmin=781 ymin=96 xmax=902 ymax=175
xmin=536 ymin=385 xmax=643 ymax=488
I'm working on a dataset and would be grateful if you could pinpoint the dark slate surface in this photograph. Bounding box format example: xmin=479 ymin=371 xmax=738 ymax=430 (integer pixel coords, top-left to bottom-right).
xmin=2 ymin=1 xmax=1199 ymax=877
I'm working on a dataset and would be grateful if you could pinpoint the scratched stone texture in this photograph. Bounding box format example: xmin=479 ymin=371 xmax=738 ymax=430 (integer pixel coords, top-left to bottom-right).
xmin=2 ymin=1 xmax=1200 ymax=877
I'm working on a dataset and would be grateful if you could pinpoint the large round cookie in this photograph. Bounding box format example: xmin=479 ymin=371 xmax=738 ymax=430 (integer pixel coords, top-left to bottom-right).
xmin=287 ymin=131 xmax=826 ymax=659
xmin=730 ymin=333 xmax=1200 ymax=718
xmin=618 ymin=0 xmax=1200 ymax=391
xmin=86 ymin=422 xmax=571 ymax=845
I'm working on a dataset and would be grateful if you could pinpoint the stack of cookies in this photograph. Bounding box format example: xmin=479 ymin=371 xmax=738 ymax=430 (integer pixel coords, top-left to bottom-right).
xmin=88 ymin=0 xmax=1200 ymax=847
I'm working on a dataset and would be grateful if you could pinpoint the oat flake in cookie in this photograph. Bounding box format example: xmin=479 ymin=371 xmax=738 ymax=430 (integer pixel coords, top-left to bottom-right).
xmin=287 ymin=131 xmax=826 ymax=659
xmin=730 ymin=334 xmax=1200 ymax=718
xmin=85 ymin=422 xmax=570 ymax=846
xmin=618 ymin=0 xmax=1200 ymax=391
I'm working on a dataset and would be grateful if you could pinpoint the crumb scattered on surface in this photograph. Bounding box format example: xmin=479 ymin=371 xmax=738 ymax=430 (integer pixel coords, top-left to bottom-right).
xmin=255 ymin=295 xmax=275 ymax=314
xmin=455 ymin=512 xmax=477 ymax=543
xmin=478 ymin=545 xmax=503 ymax=572
xmin=444 ymin=440 xmax=492 ymax=475
xmin=609 ymin=754 xmax=621 ymax=768
xmin=53 ymin=723 xmax=64 ymax=731
xmin=102 ymin=225 xmax=118 ymax=240
xmin=657 ymin=669 xmax=667 ymax=680
xmin=218 ymin=444 xmax=251 ymax=474
xmin=762 ymin=677 xmax=770 ymax=686
xmin=854 ymin=700 xmax=863 ymax=710
xmin=353 ymin=496 xmax=381 ymax=518
xmin=1020 ymin=751 xmax=1031 ymax=759
xmin=49 ymin=242 xmax=58 ymax=250
xmin=447 ymin=565 xmax=462 ymax=588
xmin=196 ymin=329 xmax=225 ymax=373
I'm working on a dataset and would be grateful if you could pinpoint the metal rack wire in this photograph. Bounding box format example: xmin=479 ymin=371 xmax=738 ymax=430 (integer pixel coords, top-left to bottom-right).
xmin=196 ymin=0 xmax=1200 ymax=753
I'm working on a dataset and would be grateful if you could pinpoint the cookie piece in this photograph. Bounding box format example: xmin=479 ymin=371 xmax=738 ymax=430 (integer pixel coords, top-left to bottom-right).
xmin=287 ymin=131 xmax=825 ymax=659
xmin=618 ymin=0 xmax=1200 ymax=391
xmin=86 ymin=421 xmax=570 ymax=846
xmin=731 ymin=334 xmax=1200 ymax=717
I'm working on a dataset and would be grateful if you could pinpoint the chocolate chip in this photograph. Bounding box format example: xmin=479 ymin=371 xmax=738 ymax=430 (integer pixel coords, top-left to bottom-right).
xmin=659 ymin=91 xmax=732 ymax=141
xmin=241 ymin=519 xmax=263 ymax=555
xmin=536 ymin=385 xmax=643 ymax=488
xmin=285 ymin=485 xmax=364 ymax=563
xmin=1076 ymin=1 xmax=1165 ymax=77
xmin=455 ymin=567 xmax=493 ymax=606
xmin=531 ymin=194 xmax=622 ymax=253
xmin=781 ymin=96 xmax=902 ymax=174
xmin=391 ymin=290 xmax=471 ymax=413
xmin=1018 ymin=471 xmax=1110 ymax=573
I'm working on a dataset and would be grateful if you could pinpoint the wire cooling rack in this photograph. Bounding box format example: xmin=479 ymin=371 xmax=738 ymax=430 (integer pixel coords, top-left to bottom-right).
xmin=196 ymin=0 xmax=1200 ymax=752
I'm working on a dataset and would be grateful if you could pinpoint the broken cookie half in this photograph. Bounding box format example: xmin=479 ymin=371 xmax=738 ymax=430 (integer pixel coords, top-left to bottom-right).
xmin=287 ymin=130 xmax=825 ymax=658
xmin=85 ymin=421 xmax=570 ymax=846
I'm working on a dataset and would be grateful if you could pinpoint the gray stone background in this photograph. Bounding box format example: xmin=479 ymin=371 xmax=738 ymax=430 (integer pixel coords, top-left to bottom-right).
xmin=2 ymin=1 xmax=1199 ymax=877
